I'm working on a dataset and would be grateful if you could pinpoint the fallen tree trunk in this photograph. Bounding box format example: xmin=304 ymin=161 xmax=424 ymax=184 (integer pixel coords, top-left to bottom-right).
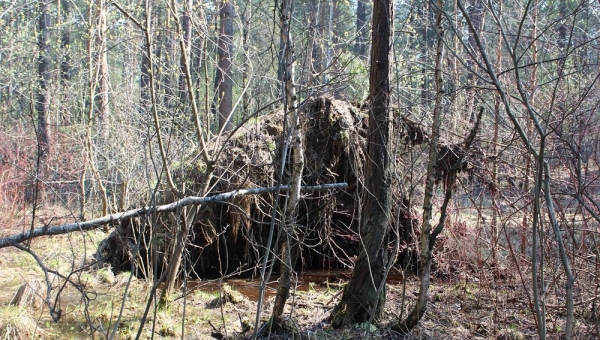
xmin=0 ymin=183 xmax=347 ymax=249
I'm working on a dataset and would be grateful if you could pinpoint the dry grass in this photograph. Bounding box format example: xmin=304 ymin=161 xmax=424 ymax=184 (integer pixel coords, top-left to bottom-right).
xmin=0 ymin=305 xmax=49 ymax=339
xmin=0 ymin=227 xmax=597 ymax=339
xmin=0 ymin=190 xmax=598 ymax=340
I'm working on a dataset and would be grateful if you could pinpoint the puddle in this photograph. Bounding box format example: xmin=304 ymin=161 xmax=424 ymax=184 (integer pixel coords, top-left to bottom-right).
xmin=185 ymin=270 xmax=404 ymax=301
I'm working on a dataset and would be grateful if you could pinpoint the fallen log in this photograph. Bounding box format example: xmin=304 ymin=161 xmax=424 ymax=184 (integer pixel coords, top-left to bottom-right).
xmin=0 ymin=183 xmax=347 ymax=249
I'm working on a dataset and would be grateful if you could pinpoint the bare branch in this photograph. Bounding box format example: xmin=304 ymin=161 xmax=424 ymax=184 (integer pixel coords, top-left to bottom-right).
xmin=0 ymin=183 xmax=347 ymax=249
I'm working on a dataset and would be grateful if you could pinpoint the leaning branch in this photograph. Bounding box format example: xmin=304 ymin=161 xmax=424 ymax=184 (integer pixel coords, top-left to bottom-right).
xmin=0 ymin=183 xmax=347 ymax=249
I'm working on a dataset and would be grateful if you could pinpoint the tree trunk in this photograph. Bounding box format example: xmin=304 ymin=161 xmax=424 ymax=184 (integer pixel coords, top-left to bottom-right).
xmin=36 ymin=1 xmax=51 ymax=159
xmin=557 ymin=0 xmax=567 ymax=49
xmin=395 ymin=0 xmax=445 ymax=332
xmin=179 ymin=0 xmax=192 ymax=102
xmin=0 ymin=183 xmax=347 ymax=249
xmin=96 ymin=0 xmax=110 ymax=136
xmin=490 ymin=0 xmax=503 ymax=268
xmin=465 ymin=0 xmax=484 ymax=122
xmin=161 ymin=6 xmax=175 ymax=110
xmin=140 ymin=1 xmax=151 ymax=108
xmin=159 ymin=0 xmax=213 ymax=305
xmin=325 ymin=0 xmax=333 ymax=73
xmin=86 ymin=0 xmax=109 ymax=217
xmin=217 ymin=0 xmax=234 ymax=133
xmin=272 ymin=0 xmax=303 ymax=324
xmin=58 ymin=0 xmax=72 ymax=125
xmin=526 ymin=3 xmax=545 ymax=337
xmin=330 ymin=0 xmax=394 ymax=328
xmin=60 ymin=0 xmax=71 ymax=84
xmin=309 ymin=0 xmax=322 ymax=87
xmin=355 ymin=0 xmax=369 ymax=60
xmin=417 ymin=0 xmax=433 ymax=108
xmin=241 ymin=1 xmax=251 ymax=118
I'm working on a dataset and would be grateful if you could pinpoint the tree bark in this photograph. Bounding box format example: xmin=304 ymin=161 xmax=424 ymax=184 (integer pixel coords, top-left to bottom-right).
xmin=465 ymin=0 xmax=484 ymax=122
xmin=138 ymin=0 xmax=151 ymax=109
xmin=217 ymin=0 xmax=234 ymax=133
xmin=241 ymin=1 xmax=251 ymax=118
xmin=59 ymin=0 xmax=71 ymax=84
xmin=490 ymin=0 xmax=503 ymax=268
xmin=395 ymin=0 xmax=445 ymax=332
xmin=272 ymin=0 xmax=304 ymax=324
xmin=309 ymin=0 xmax=323 ymax=87
xmin=355 ymin=0 xmax=370 ymax=60
xmin=330 ymin=0 xmax=394 ymax=328
xmin=179 ymin=0 xmax=192 ymax=101
xmin=161 ymin=5 xmax=176 ymax=110
xmin=159 ymin=0 xmax=213 ymax=305
xmin=36 ymin=1 xmax=51 ymax=158
xmin=58 ymin=0 xmax=72 ymax=125
xmin=85 ymin=0 xmax=109 ymax=217
xmin=96 ymin=0 xmax=110 ymax=136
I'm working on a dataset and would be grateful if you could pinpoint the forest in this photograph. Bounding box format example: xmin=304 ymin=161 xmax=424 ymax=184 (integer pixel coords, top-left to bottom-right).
xmin=0 ymin=0 xmax=599 ymax=339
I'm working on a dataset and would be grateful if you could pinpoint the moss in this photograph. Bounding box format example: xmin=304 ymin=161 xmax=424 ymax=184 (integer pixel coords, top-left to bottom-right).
xmin=496 ymin=326 xmax=525 ymax=340
xmin=97 ymin=266 xmax=115 ymax=284
xmin=337 ymin=130 xmax=350 ymax=143
xmin=158 ymin=324 xmax=178 ymax=337
xmin=247 ymin=117 xmax=260 ymax=125
xmin=207 ymin=284 xmax=247 ymax=308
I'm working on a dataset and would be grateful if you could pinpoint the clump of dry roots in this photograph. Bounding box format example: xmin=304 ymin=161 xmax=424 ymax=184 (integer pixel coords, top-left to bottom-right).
xmin=98 ymin=96 xmax=428 ymax=278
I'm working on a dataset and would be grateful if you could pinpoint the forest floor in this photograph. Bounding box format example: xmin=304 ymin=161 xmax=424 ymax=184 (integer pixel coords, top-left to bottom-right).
xmin=1 ymin=227 xmax=593 ymax=340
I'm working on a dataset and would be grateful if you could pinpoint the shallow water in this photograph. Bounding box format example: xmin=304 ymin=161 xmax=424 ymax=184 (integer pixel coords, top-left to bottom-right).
xmin=185 ymin=270 xmax=404 ymax=301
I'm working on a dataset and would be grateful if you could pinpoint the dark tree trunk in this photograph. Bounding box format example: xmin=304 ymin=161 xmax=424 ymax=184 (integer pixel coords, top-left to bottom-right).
xmin=179 ymin=0 xmax=192 ymax=101
xmin=578 ymin=2 xmax=589 ymax=71
xmin=241 ymin=1 xmax=251 ymax=118
xmin=162 ymin=7 xmax=175 ymax=110
xmin=140 ymin=53 xmax=151 ymax=106
xmin=310 ymin=0 xmax=321 ymax=79
xmin=307 ymin=0 xmax=323 ymax=87
xmin=58 ymin=0 xmax=72 ymax=125
xmin=60 ymin=0 xmax=71 ymax=83
xmin=416 ymin=0 xmax=433 ymax=108
xmin=557 ymin=0 xmax=567 ymax=49
xmin=37 ymin=1 xmax=51 ymax=158
xmin=217 ymin=0 xmax=234 ymax=133
xmin=355 ymin=0 xmax=369 ymax=60
xmin=330 ymin=0 xmax=394 ymax=328
xmin=140 ymin=2 xmax=151 ymax=108
xmin=466 ymin=0 xmax=484 ymax=122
